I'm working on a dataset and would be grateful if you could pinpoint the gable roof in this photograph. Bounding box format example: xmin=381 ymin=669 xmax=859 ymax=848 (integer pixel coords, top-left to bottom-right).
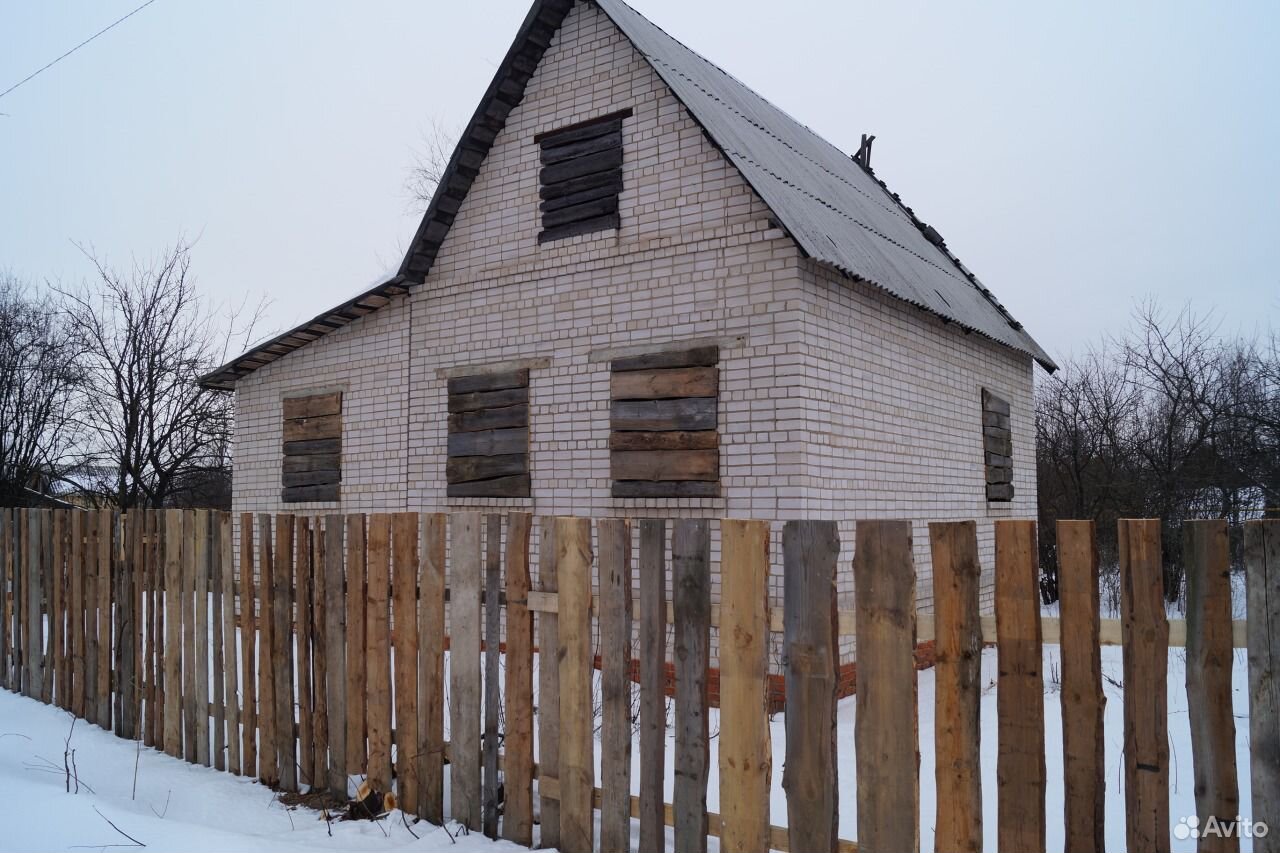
xmin=201 ymin=0 xmax=1052 ymax=389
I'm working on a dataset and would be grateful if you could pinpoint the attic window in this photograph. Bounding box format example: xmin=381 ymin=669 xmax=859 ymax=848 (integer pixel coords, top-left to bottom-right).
xmin=447 ymin=370 xmax=531 ymax=498
xmin=281 ymin=392 xmax=342 ymax=503
xmin=981 ymin=388 xmax=1013 ymax=502
xmin=610 ymin=346 xmax=720 ymax=498
xmin=536 ymin=110 xmax=629 ymax=243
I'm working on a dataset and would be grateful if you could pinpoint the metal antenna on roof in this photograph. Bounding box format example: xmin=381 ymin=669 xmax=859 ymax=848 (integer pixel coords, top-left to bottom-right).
xmin=852 ymin=133 xmax=875 ymax=171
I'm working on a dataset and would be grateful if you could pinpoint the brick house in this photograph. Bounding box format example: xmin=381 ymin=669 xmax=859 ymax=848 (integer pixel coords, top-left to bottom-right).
xmin=201 ymin=0 xmax=1054 ymax=673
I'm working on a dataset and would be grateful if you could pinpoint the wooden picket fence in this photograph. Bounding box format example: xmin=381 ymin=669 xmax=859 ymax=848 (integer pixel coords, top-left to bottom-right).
xmin=1 ymin=508 xmax=1277 ymax=853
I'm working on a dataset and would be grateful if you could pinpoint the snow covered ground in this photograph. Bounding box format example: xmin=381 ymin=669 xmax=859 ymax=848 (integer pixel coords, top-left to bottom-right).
xmin=1 ymin=637 xmax=1253 ymax=853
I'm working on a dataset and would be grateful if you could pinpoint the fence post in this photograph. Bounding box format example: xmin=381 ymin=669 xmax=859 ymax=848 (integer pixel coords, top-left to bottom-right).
xmin=342 ymin=514 xmax=365 ymax=786
xmin=673 ymin=518 xmax=711 ymax=853
xmin=502 ymin=511 xmax=534 ymax=845
xmin=219 ymin=512 xmax=239 ymax=776
xmin=418 ymin=512 xmax=446 ymax=820
xmin=324 ymin=514 xmax=347 ymax=797
xmin=257 ymin=513 xmax=278 ymax=787
xmin=391 ymin=511 xmax=420 ymax=815
xmin=599 ymin=517 xmax=633 ymax=853
xmin=781 ymin=519 xmax=839 ymax=853
xmin=1245 ymin=519 xmax=1280 ymax=849
xmin=238 ymin=513 xmax=257 ymax=777
xmin=718 ymin=519 xmax=771 ymax=853
xmin=310 ymin=519 xmax=327 ymax=788
xmin=930 ymin=520 xmax=981 ymax=853
xmin=483 ymin=513 xmax=501 ymax=839
xmin=450 ymin=511 xmax=483 ymax=831
xmin=193 ymin=510 xmax=211 ymax=766
xmin=1118 ymin=518 xmax=1169 ymax=853
xmin=1184 ymin=519 xmax=1240 ymax=852
xmin=1057 ymin=520 xmax=1105 ymax=853
xmin=163 ymin=510 xmax=183 ymax=758
xmin=995 ymin=519 xmax=1045 ymax=853
xmin=637 ymin=518 xmax=666 ymax=853
xmin=537 ymin=517 xmax=562 ymax=849
xmin=556 ymin=515 xmax=595 ymax=853
xmin=295 ymin=517 xmax=314 ymax=788
xmin=364 ymin=514 xmax=390 ymax=797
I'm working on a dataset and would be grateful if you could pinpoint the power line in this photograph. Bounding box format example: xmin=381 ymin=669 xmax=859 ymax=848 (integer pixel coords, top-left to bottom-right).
xmin=0 ymin=0 xmax=160 ymax=102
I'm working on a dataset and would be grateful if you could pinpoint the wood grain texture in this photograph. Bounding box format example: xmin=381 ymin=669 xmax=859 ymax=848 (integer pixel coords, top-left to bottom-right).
xmin=611 ymin=345 xmax=719 ymax=372
xmin=344 ymin=514 xmax=366 ymax=779
xmin=365 ymin=514 xmax=392 ymax=794
xmin=181 ymin=512 xmax=197 ymax=762
xmin=324 ymin=515 xmax=346 ymax=796
xmin=446 ymin=453 xmax=527 ymax=484
xmin=295 ymin=517 xmax=314 ymax=787
xmin=1184 ymin=520 xmax=1240 ymax=853
xmin=258 ymin=514 xmax=278 ymax=787
xmin=392 ymin=512 xmax=420 ymax=814
xmin=1056 ymin=520 xmax=1105 ymax=853
xmin=447 ymin=404 xmax=528 ymax=434
xmin=502 ymin=512 xmax=535 ymax=844
xmin=598 ymin=518 xmax=633 ymax=853
xmin=782 ymin=520 xmax=840 ymax=853
xmin=610 ymin=366 xmax=718 ymax=400
xmin=995 ymin=519 xmax=1045 ymax=853
xmin=483 ymin=515 xmax=502 ymax=839
xmin=282 ymin=413 xmax=341 ymax=443
xmin=418 ymin=513 xmax=446 ymax=822
xmin=238 ymin=513 xmax=258 ymax=778
xmin=310 ymin=521 xmax=327 ymax=788
xmin=220 ymin=513 xmax=240 ymax=776
xmin=0 ymin=511 xmax=9 ymax=693
xmin=449 ymin=512 xmax=483 ymax=831
xmin=49 ymin=511 xmax=64 ymax=711
xmin=608 ymin=430 xmax=718 ymax=452
xmin=929 ymin=521 xmax=981 ymax=853
xmin=638 ymin=518 xmax=666 ymax=853
xmin=149 ymin=512 xmax=164 ymax=750
xmin=162 ymin=511 xmax=183 ymax=758
xmin=211 ymin=513 xmax=226 ymax=770
xmin=283 ymin=392 xmax=341 ymax=419
xmin=1118 ymin=518 xmax=1169 ymax=853
xmin=718 ymin=519 xmax=771 ymax=853
xmin=96 ymin=510 xmax=111 ymax=726
xmin=447 ymin=369 xmax=528 ymax=396
xmin=611 ymin=481 xmax=720 ymax=499
xmin=536 ymin=517 xmax=561 ymax=849
xmin=610 ymin=449 xmax=718 ymax=482
xmin=446 ymin=474 xmax=531 ymax=499
xmin=273 ymin=514 xmax=297 ymax=792
xmin=673 ymin=519 xmax=711 ymax=853
xmin=611 ymin=397 xmax=717 ymax=432
xmin=1245 ymin=519 xmax=1280 ymax=851
xmin=556 ymin=516 xmax=595 ymax=853
xmin=447 ymin=386 xmax=528 ymax=414
xmin=855 ymin=520 xmax=918 ymax=853
xmin=446 ymin=427 xmax=528 ymax=458
xmin=82 ymin=513 xmax=96 ymax=723
xmin=194 ymin=510 xmax=211 ymax=767
xmin=70 ymin=511 xmax=85 ymax=719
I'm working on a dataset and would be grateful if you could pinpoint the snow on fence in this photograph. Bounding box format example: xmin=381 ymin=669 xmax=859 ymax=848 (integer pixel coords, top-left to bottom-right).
xmin=0 ymin=508 xmax=1276 ymax=853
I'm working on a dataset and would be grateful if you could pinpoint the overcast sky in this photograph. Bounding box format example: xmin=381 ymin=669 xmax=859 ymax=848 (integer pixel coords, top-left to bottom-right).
xmin=2 ymin=1 xmax=1277 ymax=367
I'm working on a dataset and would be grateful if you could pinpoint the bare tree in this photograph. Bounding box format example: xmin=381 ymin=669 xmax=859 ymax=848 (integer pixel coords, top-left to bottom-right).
xmin=58 ymin=240 xmax=260 ymax=509
xmin=0 ymin=273 xmax=83 ymax=504
xmin=405 ymin=118 xmax=460 ymax=213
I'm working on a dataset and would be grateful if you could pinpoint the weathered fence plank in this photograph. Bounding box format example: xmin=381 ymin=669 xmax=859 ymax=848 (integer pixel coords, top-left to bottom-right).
xmin=782 ymin=519 xmax=840 ymax=853
xmin=257 ymin=513 xmax=278 ymax=788
xmin=1056 ymin=520 xmax=1105 ymax=853
xmin=856 ymin=520 xmax=918 ymax=853
xmin=182 ymin=511 xmax=198 ymax=763
xmin=150 ymin=511 xmax=165 ymax=751
xmin=995 ymin=519 xmax=1045 ymax=853
xmin=637 ymin=518 xmax=666 ymax=853
xmin=163 ymin=510 xmax=183 ymax=758
xmin=930 ymin=520 xmax=981 ymax=853
xmin=98 ymin=510 xmax=112 ymax=727
xmin=1118 ymin=518 xmax=1169 ymax=853
xmin=295 ymin=517 xmax=314 ymax=788
xmin=1184 ymin=519 xmax=1240 ymax=853
xmin=1245 ymin=519 xmax=1280 ymax=850
xmin=392 ymin=511 xmax=420 ymax=815
xmin=219 ymin=513 xmax=239 ymax=776
xmin=70 ymin=510 xmax=85 ymax=718
xmin=194 ymin=510 xmax=211 ymax=767
xmin=718 ymin=519 xmax=771 ymax=853
xmin=0 ymin=511 xmax=9 ymax=692
xmin=50 ymin=511 xmax=65 ymax=711
xmin=483 ymin=514 xmax=501 ymax=839
xmin=211 ymin=512 xmax=226 ymax=770
xmin=344 ymin=514 xmax=366 ymax=780
xmin=673 ymin=518 xmax=711 ymax=853
xmin=502 ymin=512 xmax=534 ymax=845
xmin=537 ymin=517 xmax=561 ymax=849
xmin=239 ymin=513 xmax=257 ymax=778
xmin=450 ymin=511 xmax=483 ymax=831
xmin=28 ymin=511 xmax=44 ymax=702
xmin=81 ymin=512 xmax=93 ymax=721
xmin=273 ymin=513 xmax=298 ymax=792
xmin=324 ymin=514 xmax=346 ymax=796
xmin=556 ymin=516 xmax=594 ymax=853
xmin=310 ymin=521 xmax=327 ymax=790
xmin=418 ymin=513 xmax=446 ymax=822
xmin=599 ymin=518 xmax=633 ymax=853
xmin=365 ymin=513 xmax=392 ymax=795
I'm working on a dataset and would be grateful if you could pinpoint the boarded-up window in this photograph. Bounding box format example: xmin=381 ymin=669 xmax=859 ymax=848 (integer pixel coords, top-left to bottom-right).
xmin=610 ymin=346 xmax=720 ymax=498
xmin=281 ymin=392 xmax=341 ymax=503
xmin=447 ymin=370 xmax=531 ymax=498
xmin=536 ymin=110 xmax=629 ymax=244
xmin=982 ymin=388 xmax=1014 ymax=502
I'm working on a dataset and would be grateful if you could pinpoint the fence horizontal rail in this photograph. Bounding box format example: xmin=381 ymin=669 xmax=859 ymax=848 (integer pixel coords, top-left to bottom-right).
xmin=0 ymin=508 xmax=1274 ymax=853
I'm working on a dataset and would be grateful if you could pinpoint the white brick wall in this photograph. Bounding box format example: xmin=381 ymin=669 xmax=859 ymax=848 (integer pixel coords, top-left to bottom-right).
xmin=230 ymin=1 xmax=1037 ymax=665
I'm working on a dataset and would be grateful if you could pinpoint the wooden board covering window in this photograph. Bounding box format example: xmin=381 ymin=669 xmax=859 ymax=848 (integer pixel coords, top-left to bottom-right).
xmin=610 ymin=346 xmax=719 ymax=498
xmin=982 ymin=388 xmax=1014 ymax=501
xmin=537 ymin=111 xmax=629 ymax=244
xmin=282 ymin=392 xmax=341 ymax=502
xmin=447 ymin=370 xmax=531 ymax=498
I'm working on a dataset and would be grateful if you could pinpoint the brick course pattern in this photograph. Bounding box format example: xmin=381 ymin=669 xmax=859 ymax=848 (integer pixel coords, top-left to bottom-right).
xmin=230 ymin=2 xmax=1037 ymax=669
